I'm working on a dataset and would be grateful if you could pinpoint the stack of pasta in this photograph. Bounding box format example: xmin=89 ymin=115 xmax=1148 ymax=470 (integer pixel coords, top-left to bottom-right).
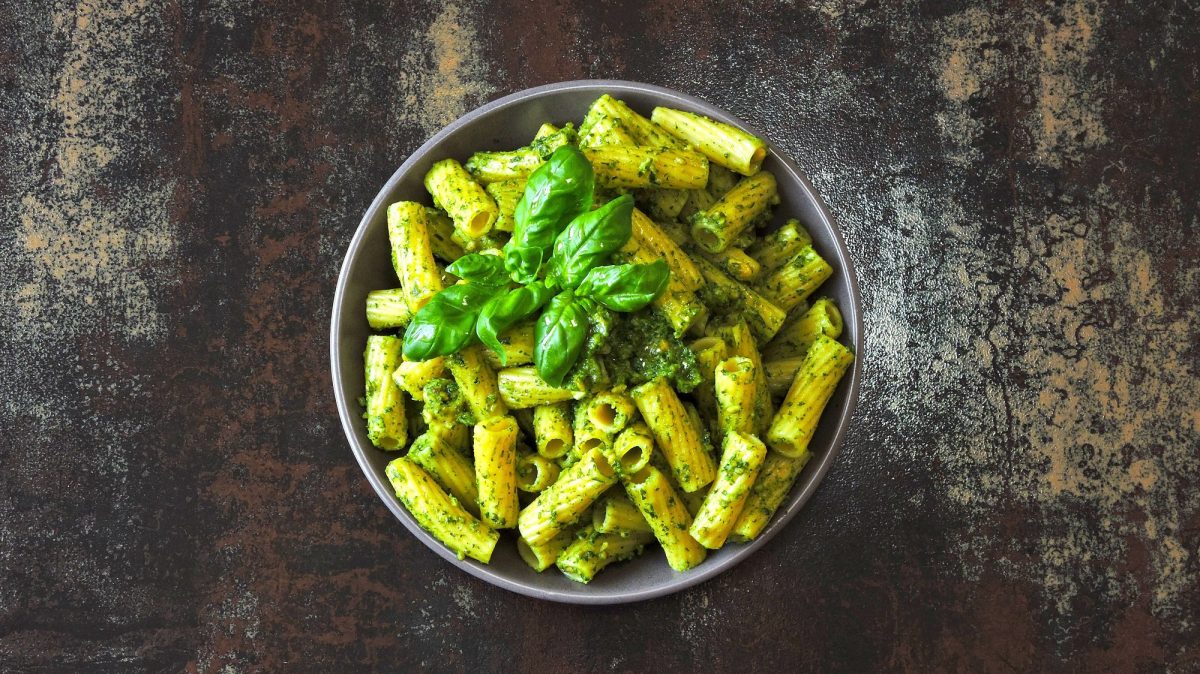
xmin=362 ymin=94 xmax=855 ymax=584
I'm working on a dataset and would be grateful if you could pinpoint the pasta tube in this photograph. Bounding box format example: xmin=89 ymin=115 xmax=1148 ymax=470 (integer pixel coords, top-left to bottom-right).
xmin=570 ymin=398 xmax=615 ymax=465
xmin=650 ymin=106 xmax=768 ymax=176
xmin=706 ymin=164 xmax=740 ymax=199
xmin=385 ymin=458 xmax=498 ymax=563
xmin=533 ymin=402 xmax=573 ymax=459
xmin=763 ymin=357 xmax=805 ymax=398
xmin=446 ymin=344 xmax=507 ymax=422
xmin=641 ymin=188 xmax=689 ymax=221
xmin=423 ymin=207 xmax=466 ymax=262
xmin=424 ymin=158 xmax=498 ymax=238
xmin=516 ymin=452 xmax=560 ymax=493
xmin=518 ymin=448 xmax=617 ymax=546
xmin=464 ymin=148 xmax=543 ymax=184
xmin=763 ymin=297 xmax=843 ymax=361
xmin=689 ymin=171 xmax=777 ymax=253
xmin=484 ymin=178 xmax=525 ymax=232
xmin=386 ymin=201 xmax=444 ymax=312
xmin=364 ymin=335 xmax=407 ymax=450
xmin=714 ymin=356 xmax=757 ymax=436
xmin=406 ymin=431 xmax=479 ymax=516
xmin=729 ymin=450 xmax=812 ymax=542
xmin=747 ymin=218 xmax=812 ymax=277
xmin=622 ymin=465 xmax=707 ymax=571
xmin=689 ymin=432 xmax=767 ymax=549
xmin=757 ymin=245 xmax=833 ymax=313
xmin=606 ymin=422 xmax=655 ymax=476
xmin=593 ymin=494 xmax=652 ymax=534
xmin=653 ymin=287 xmax=709 ymax=338
xmin=700 ymin=247 xmax=760 ymax=282
xmin=582 ymin=146 xmax=709 ymax=190
xmin=473 ymin=415 xmax=520 ymax=528
xmin=481 ymin=324 xmax=536 ymax=370
xmin=556 ymin=525 xmax=654 ymax=583
xmin=766 ymin=335 xmax=854 ymax=457
xmin=365 ymin=288 xmax=413 ymax=329
xmin=629 ymin=208 xmax=703 ymax=291
xmin=631 ymin=377 xmax=716 ymax=493
xmin=517 ymin=528 xmax=576 ymax=572
xmin=497 ymin=367 xmax=585 ymax=409
xmin=693 ymin=256 xmax=787 ymax=342
xmin=713 ymin=322 xmax=773 ymax=435
xmin=585 ymin=94 xmax=684 ymax=149
xmin=585 ymin=390 xmax=638 ymax=435
xmin=689 ymin=336 xmax=727 ymax=431
xmin=393 ymin=357 xmax=445 ymax=401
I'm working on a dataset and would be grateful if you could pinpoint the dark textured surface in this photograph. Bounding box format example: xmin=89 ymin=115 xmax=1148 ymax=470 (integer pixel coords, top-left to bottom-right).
xmin=1 ymin=0 xmax=1197 ymax=671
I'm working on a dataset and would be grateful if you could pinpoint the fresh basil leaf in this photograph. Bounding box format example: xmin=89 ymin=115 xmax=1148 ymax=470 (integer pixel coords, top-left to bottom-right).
xmin=446 ymin=253 xmax=508 ymax=286
xmin=503 ymin=243 xmax=545 ymax=284
xmin=402 ymin=284 xmax=497 ymax=360
xmin=534 ymin=291 xmax=589 ymax=387
xmin=551 ymin=193 xmax=634 ymax=288
xmin=476 ymin=282 xmax=554 ymax=365
xmin=574 ymin=260 xmax=670 ymax=312
xmin=512 ymin=146 xmax=594 ymax=251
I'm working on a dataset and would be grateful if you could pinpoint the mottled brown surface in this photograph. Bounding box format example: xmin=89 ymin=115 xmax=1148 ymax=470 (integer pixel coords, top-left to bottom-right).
xmin=1 ymin=0 xmax=1197 ymax=672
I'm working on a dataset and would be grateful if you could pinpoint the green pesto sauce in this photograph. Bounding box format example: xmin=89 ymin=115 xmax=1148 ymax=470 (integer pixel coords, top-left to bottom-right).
xmin=567 ymin=310 xmax=702 ymax=394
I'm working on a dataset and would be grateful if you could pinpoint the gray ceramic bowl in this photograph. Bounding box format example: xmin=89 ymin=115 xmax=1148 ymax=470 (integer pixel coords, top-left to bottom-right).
xmin=331 ymin=80 xmax=862 ymax=604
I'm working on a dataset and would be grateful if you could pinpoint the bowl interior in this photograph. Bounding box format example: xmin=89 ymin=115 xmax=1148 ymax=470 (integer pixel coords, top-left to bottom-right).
xmin=331 ymin=81 xmax=862 ymax=604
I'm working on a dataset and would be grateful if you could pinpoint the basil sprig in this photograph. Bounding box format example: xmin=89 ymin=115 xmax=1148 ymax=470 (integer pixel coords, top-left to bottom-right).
xmin=402 ymin=145 xmax=671 ymax=384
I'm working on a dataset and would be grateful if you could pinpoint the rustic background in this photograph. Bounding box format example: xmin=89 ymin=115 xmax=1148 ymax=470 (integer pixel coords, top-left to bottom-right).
xmin=2 ymin=0 xmax=1197 ymax=671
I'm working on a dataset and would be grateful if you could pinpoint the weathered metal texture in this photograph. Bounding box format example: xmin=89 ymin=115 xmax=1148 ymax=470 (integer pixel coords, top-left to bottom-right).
xmin=0 ymin=0 xmax=1196 ymax=671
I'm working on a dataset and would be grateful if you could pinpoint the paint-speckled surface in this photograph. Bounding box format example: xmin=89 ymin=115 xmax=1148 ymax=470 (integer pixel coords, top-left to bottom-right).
xmin=1 ymin=1 xmax=1196 ymax=671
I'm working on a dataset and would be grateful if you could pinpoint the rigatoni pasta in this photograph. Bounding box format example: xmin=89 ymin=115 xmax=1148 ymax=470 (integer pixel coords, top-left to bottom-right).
xmin=360 ymin=92 xmax=854 ymax=584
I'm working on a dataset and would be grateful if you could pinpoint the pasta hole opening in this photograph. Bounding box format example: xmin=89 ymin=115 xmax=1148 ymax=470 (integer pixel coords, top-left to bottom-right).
xmin=825 ymin=301 xmax=844 ymax=334
xmin=719 ymin=359 xmax=742 ymax=375
xmin=751 ymin=147 xmax=766 ymax=165
xmin=378 ymin=436 xmax=401 ymax=451
xmin=592 ymin=506 xmax=607 ymax=531
xmin=592 ymin=452 xmax=616 ymax=478
xmin=618 ymin=446 xmax=644 ymax=473
xmin=590 ymin=403 xmax=618 ymax=430
xmin=580 ymin=437 xmax=604 ymax=453
xmin=542 ymin=438 xmax=566 ymax=459
xmin=694 ymin=228 xmax=720 ymax=252
xmin=625 ymin=466 xmax=653 ymax=485
xmin=465 ymin=211 xmax=492 ymax=237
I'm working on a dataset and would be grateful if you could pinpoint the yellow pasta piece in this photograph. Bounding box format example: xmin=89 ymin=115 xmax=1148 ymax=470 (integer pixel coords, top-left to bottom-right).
xmin=605 ymin=422 xmax=655 ymax=475
xmin=689 ymin=336 xmax=727 ymax=432
xmin=386 ymin=201 xmax=444 ymax=312
xmin=714 ymin=356 xmax=757 ymax=436
xmin=582 ymin=146 xmax=709 ymax=190
xmin=694 ymin=256 xmax=787 ymax=342
xmin=365 ymin=288 xmax=413 ymax=329
xmin=756 ymin=245 xmax=833 ymax=313
xmin=763 ymin=297 xmax=843 ymax=361
xmin=473 ymin=415 xmax=520 ymax=528
xmin=641 ymin=188 xmax=689 ymax=221
xmin=585 ymin=390 xmax=638 ymax=435
xmin=689 ymin=171 xmax=777 ymax=254
xmin=422 ymin=207 xmax=466 ymax=262
xmin=392 ymin=357 xmax=445 ymax=401
xmin=653 ymin=287 xmax=709 ymax=338
xmin=532 ymin=402 xmax=573 ymax=459
xmin=585 ymin=94 xmax=685 ymax=149
xmin=628 ymin=208 xmax=703 ymax=291
xmin=406 ymin=431 xmax=479 ymax=516
xmin=592 ymin=494 xmax=653 ymax=534
xmin=689 ymin=432 xmax=768 ymax=549
xmin=622 ymin=465 xmax=707 ymax=571
xmin=630 ymin=377 xmax=716 ymax=493
xmin=556 ymin=525 xmax=654 ymax=584
xmin=766 ymin=335 xmax=854 ymax=457
xmin=464 ymin=148 xmax=543 ymax=184
xmin=424 ymin=158 xmax=498 ymax=238
xmin=446 ymin=344 xmax=507 ymax=422
xmin=713 ymin=321 xmax=773 ymax=435
xmin=516 ymin=451 xmax=560 ymax=493
xmin=569 ymin=397 xmax=615 ymax=466
xmin=747 ymin=218 xmax=812 ymax=277
xmin=497 ymin=367 xmax=585 ymax=409
xmin=385 ymin=458 xmax=498 ymax=563
xmin=517 ymin=448 xmax=617 ymax=546
xmin=729 ymin=450 xmax=812 ymax=543
xmin=763 ymin=357 xmax=805 ymax=398
xmin=481 ymin=324 xmax=535 ymax=370
xmin=364 ymin=335 xmax=407 ymax=451
xmin=650 ymin=106 xmax=767 ymax=176
xmin=517 ymin=528 xmax=576 ymax=572
xmin=484 ymin=178 xmax=525 ymax=232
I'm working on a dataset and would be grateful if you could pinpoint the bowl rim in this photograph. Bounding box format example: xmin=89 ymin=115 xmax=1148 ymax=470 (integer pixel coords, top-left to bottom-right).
xmin=330 ymin=79 xmax=863 ymax=605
